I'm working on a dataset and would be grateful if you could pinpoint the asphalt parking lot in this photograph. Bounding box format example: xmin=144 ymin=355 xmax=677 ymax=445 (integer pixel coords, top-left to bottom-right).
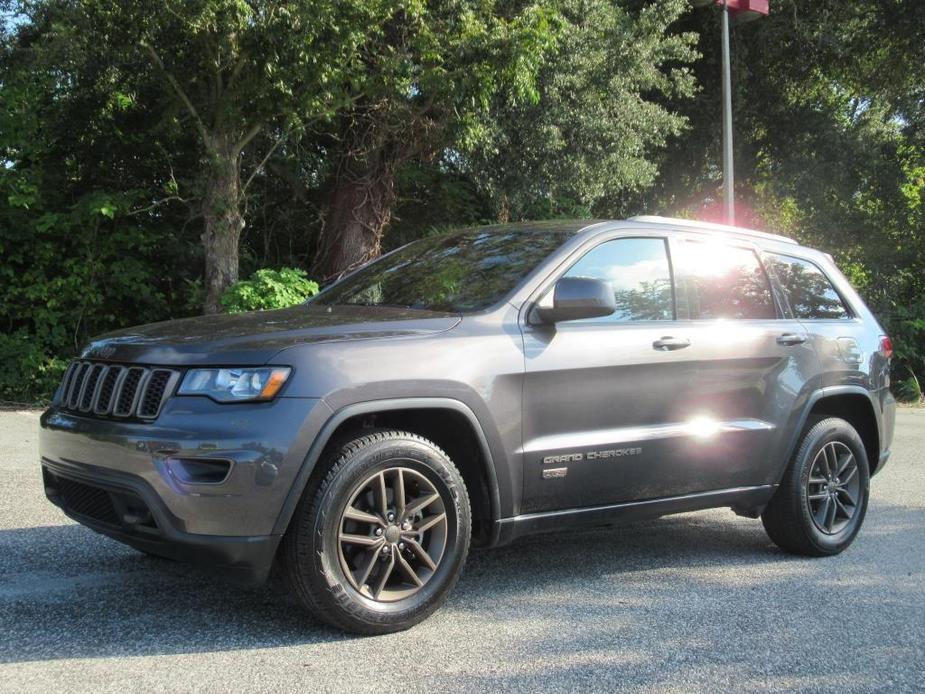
xmin=1 ymin=409 xmax=922 ymax=693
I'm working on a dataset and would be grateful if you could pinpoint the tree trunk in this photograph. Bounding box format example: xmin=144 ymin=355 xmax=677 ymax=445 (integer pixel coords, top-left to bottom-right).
xmin=311 ymin=147 xmax=396 ymax=282
xmin=201 ymin=137 xmax=244 ymax=314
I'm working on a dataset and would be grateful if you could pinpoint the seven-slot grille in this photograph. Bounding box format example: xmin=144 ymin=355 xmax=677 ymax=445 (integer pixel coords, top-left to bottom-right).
xmin=57 ymin=361 xmax=180 ymax=420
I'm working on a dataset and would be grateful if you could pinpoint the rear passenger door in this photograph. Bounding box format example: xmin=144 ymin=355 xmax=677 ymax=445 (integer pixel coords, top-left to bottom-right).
xmin=665 ymin=236 xmax=819 ymax=491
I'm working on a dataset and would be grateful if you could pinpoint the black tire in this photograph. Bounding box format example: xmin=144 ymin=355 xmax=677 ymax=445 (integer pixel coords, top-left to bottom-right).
xmin=281 ymin=429 xmax=471 ymax=634
xmin=762 ymin=417 xmax=870 ymax=556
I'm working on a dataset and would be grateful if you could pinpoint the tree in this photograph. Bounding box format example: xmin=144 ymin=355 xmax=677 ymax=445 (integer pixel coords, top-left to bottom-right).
xmin=309 ymin=0 xmax=561 ymax=280
xmin=126 ymin=0 xmax=403 ymax=312
xmin=0 ymin=0 xmax=203 ymax=398
xmin=3 ymin=0 xmax=923 ymax=403
xmin=469 ymin=0 xmax=698 ymax=222
xmin=650 ymin=0 xmax=925 ymax=383
xmin=311 ymin=0 xmax=698 ymax=280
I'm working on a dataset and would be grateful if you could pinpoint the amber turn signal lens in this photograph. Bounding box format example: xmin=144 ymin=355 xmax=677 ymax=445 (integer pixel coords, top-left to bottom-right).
xmin=259 ymin=368 xmax=290 ymax=399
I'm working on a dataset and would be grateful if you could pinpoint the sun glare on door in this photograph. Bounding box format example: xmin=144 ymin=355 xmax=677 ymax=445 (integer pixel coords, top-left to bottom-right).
xmin=686 ymin=416 xmax=721 ymax=439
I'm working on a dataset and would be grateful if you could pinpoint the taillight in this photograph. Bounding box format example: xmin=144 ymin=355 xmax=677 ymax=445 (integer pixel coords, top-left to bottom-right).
xmin=879 ymin=335 xmax=893 ymax=359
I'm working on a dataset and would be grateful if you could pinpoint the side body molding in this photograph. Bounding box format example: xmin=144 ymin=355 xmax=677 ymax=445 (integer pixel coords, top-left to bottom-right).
xmin=271 ymin=397 xmax=503 ymax=540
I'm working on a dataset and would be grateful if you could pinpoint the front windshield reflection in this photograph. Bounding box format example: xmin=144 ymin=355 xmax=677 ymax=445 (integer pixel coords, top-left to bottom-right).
xmin=313 ymin=228 xmax=574 ymax=313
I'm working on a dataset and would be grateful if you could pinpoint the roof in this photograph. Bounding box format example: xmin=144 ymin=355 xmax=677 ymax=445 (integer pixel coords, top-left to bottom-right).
xmin=453 ymin=216 xmax=800 ymax=247
xmin=455 ymin=219 xmax=606 ymax=235
xmin=626 ymin=215 xmax=798 ymax=245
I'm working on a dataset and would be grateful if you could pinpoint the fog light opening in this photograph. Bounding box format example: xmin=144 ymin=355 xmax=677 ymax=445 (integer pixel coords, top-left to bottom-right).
xmin=166 ymin=457 xmax=232 ymax=485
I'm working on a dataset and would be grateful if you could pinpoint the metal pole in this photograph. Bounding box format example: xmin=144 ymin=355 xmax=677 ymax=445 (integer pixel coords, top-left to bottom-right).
xmin=721 ymin=0 xmax=735 ymax=225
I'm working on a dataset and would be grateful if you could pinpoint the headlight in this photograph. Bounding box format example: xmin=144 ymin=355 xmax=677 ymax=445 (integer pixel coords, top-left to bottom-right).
xmin=178 ymin=367 xmax=291 ymax=402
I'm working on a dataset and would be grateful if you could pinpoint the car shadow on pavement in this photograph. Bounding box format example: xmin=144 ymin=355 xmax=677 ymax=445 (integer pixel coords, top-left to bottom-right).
xmin=1 ymin=502 xmax=921 ymax=666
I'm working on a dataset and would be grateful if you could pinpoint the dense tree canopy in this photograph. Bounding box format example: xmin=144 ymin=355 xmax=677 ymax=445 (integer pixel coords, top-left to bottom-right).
xmin=1 ymin=0 xmax=923 ymax=401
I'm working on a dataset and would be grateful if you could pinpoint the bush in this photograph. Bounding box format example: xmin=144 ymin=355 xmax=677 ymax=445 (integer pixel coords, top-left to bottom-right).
xmin=894 ymin=370 xmax=924 ymax=404
xmin=220 ymin=268 xmax=320 ymax=313
xmin=0 ymin=332 xmax=69 ymax=405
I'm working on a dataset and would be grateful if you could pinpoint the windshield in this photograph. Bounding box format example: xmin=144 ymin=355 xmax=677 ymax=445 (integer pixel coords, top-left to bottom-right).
xmin=312 ymin=227 xmax=574 ymax=313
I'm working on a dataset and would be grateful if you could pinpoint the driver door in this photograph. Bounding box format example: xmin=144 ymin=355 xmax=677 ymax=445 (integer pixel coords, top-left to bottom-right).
xmin=519 ymin=235 xmax=704 ymax=513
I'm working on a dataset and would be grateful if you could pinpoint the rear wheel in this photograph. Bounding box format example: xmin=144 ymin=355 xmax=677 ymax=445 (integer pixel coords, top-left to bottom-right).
xmin=762 ymin=417 xmax=870 ymax=556
xmin=281 ymin=430 xmax=471 ymax=634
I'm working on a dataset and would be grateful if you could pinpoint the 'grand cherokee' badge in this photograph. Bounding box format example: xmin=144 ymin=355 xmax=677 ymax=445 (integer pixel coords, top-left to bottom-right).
xmin=542 ymin=447 xmax=642 ymax=465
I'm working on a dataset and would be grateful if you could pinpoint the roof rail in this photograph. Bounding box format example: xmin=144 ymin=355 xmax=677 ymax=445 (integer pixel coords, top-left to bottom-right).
xmin=627 ymin=215 xmax=798 ymax=245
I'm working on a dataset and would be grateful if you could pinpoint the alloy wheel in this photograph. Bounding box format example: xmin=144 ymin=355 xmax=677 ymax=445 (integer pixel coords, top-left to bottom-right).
xmin=806 ymin=441 xmax=861 ymax=535
xmin=337 ymin=466 xmax=448 ymax=602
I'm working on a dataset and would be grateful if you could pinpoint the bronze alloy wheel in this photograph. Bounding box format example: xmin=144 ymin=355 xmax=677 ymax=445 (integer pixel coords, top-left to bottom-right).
xmin=281 ymin=430 xmax=471 ymax=634
xmin=336 ymin=466 xmax=448 ymax=602
xmin=805 ymin=440 xmax=861 ymax=535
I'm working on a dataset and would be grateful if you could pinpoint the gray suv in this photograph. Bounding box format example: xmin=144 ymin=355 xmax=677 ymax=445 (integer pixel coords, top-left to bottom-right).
xmin=40 ymin=216 xmax=896 ymax=633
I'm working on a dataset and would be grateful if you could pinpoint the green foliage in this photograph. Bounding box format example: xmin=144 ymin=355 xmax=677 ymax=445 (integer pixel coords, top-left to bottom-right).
xmin=652 ymin=0 xmax=925 ymax=387
xmin=467 ymin=0 xmax=698 ymax=220
xmin=220 ymin=268 xmax=319 ymax=314
xmin=0 ymin=332 xmax=68 ymax=404
xmin=1 ymin=0 xmax=923 ymax=401
xmin=895 ymin=374 xmax=924 ymax=405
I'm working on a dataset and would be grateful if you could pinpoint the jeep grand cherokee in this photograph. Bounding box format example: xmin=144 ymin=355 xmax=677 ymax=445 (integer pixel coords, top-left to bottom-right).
xmin=40 ymin=216 xmax=896 ymax=634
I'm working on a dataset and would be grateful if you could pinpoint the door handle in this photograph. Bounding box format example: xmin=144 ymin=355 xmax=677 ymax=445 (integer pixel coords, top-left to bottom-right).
xmin=652 ymin=336 xmax=691 ymax=351
xmin=777 ymin=333 xmax=807 ymax=346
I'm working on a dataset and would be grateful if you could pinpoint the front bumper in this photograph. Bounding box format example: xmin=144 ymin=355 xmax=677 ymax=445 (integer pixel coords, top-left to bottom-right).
xmin=39 ymin=395 xmax=329 ymax=583
xmin=42 ymin=458 xmax=279 ymax=584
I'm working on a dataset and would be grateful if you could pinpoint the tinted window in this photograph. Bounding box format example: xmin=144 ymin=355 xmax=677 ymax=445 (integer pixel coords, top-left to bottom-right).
xmin=766 ymin=254 xmax=850 ymax=319
xmin=564 ymin=237 xmax=674 ymax=321
xmin=313 ymin=228 xmax=573 ymax=313
xmin=676 ymin=241 xmax=776 ymax=320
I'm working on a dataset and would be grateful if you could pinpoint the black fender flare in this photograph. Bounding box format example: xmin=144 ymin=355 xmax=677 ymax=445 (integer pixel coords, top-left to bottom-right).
xmin=271 ymin=397 xmax=503 ymax=542
xmin=776 ymin=384 xmax=882 ymax=483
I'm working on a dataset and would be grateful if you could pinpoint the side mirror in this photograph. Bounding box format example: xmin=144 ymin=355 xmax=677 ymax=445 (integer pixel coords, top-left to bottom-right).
xmin=533 ymin=276 xmax=616 ymax=324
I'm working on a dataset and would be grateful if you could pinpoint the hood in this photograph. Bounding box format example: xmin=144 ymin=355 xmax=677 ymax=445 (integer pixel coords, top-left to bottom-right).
xmin=80 ymin=304 xmax=461 ymax=366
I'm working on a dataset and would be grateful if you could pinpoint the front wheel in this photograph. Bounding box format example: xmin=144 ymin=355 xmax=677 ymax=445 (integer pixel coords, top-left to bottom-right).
xmin=281 ymin=430 xmax=471 ymax=634
xmin=762 ymin=417 xmax=870 ymax=556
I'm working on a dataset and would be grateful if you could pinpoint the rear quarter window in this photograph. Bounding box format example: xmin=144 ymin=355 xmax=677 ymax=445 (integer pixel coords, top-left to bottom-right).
xmin=766 ymin=254 xmax=850 ymax=319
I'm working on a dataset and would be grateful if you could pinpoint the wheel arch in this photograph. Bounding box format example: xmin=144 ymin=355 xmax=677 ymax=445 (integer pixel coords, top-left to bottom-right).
xmin=272 ymin=398 xmax=503 ymax=545
xmin=782 ymin=386 xmax=882 ymax=478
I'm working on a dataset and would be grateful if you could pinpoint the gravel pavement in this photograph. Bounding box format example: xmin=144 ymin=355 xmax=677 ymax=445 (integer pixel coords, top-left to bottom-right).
xmin=1 ymin=408 xmax=923 ymax=693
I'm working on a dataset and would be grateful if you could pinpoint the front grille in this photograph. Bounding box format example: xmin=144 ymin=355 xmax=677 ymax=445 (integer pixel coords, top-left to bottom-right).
xmin=54 ymin=475 xmax=121 ymax=526
xmin=94 ymin=366 xmax=122 ymax=414
xmin=57 ymin=360 xmax=180 ymax=421
xmin=139 ymin=370 xmax=172 ymax=417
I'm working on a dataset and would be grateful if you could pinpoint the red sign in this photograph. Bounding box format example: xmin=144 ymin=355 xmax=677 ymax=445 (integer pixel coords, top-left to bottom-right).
xmin=689 ymin=0 xmax=770 ymax=21
xmin=724 ymin=0 xmax=770 ymax=22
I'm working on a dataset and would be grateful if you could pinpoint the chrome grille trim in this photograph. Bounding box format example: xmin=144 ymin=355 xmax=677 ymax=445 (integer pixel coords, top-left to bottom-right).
xmin=79 ymin=364 xmax=105 ymax=412
xmin=59 ymin=362 xmax=78 ymax=404
xmin=67 ymin=362 xmax=90 ymax=409
xmin=93 ymin=366 xmax=124 ymax=415
xmin=113 ymin=367 xmax=146 ymax=417
xmin=55 ymin=361 xmax=180 ymax=421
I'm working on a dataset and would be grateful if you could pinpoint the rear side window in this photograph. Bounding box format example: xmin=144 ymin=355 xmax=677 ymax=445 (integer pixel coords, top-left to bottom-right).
xmin=564 ymin=237 xmax=674 ymax=321
xmin=766 ymin=254 xmax=850 ymax=319
xmin=675 ymin=241 xmax=776 ymax=320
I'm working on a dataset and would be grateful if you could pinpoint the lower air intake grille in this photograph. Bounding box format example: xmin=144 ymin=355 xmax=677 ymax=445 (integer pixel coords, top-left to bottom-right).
xmin=56 ymin=361 xmax=180 ymax=421
xmin=54 ymin=476 xmax=121 ymax=526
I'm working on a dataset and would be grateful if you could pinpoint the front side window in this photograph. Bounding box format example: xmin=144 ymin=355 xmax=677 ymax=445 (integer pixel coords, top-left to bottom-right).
xmin=563 ymin=237 xmax=674 ymax=321
xmin=675 ymin=241 xmax=776 ymax=320
xmin=313 ymin=227 xmax=574 ymax=313
xmin=766 ymin=254 xmax=850 ymax=319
